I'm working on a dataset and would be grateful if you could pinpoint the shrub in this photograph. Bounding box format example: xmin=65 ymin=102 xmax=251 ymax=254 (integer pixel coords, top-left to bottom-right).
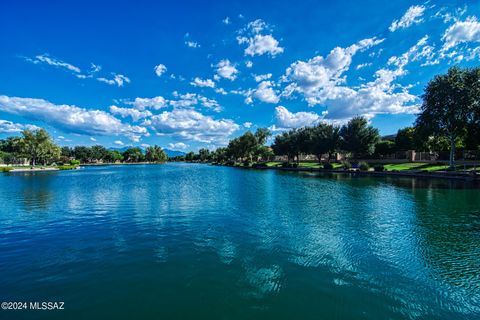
xmin=57 ymin=165 xmax=78 ymax=170
xmin=243 ymin=160 xmax=252 ymax=167
xmin=374 ymin=164 xmax=385 ymax=172
xmin=341 ymin=161 xmax=351 ymax=170
xmin=252 ymin=163 xmax=267 ymax=168
xmin=0 ymin=167 xmax=13 ymax=172
xmin=323 ymin=162 xmax=333 ymax=170
xmin=281 ymin=162 xmax=298 ymax=168
xmin=359 ymin=161 xmax=369 ymax=171
xmin=225 ymin=160 xmax=235 ymax=166
xmin=70 ymin=159 xmax=80 ymax=165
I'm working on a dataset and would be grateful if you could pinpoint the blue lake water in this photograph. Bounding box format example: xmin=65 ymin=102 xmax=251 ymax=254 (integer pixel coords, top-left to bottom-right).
xmin=0 ymin=163 xmax=479 ymax=319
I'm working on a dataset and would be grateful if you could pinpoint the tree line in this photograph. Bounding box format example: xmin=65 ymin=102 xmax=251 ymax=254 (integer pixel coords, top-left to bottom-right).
xmin=0 ymin=129 xmax=168 ymax=166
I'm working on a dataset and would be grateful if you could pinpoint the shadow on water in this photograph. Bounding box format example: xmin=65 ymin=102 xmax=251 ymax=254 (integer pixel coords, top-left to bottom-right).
xmin=277 ymin=170 xmax=480 ymax=190
xmin=7 ymin=171 xmax=56 ymax=212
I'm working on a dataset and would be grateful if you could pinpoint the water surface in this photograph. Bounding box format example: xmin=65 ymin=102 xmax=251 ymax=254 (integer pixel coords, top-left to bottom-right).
xmin=0 ymin=163 xmax=479 ymax=319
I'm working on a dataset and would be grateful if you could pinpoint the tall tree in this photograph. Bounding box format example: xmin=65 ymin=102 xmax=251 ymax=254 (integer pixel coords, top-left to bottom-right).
xmin=416 ymin=67 xmax=472 ymax=167
xmin=340 ymin=116 xmax=379 ymax=160
xmin=145 ymin=145 xmax=167 ymax=163
xmin=308 ymin=123 xmax=340 ymax=163
xmin=19 ymin=129 xmax=59 ymax=166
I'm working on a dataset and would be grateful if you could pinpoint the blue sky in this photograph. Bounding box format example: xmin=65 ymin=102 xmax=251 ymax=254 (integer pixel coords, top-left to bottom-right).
xmin=1 ymin=0 xmax=479 ymax=151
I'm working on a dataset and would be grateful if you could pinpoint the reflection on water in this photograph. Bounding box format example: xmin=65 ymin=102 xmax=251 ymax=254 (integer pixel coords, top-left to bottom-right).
xmin=0 ymin=163 xmax=479 ymax=319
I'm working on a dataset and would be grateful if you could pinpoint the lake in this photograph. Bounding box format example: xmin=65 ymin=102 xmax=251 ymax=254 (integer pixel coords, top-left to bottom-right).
xmin=0 ymin=163 xmax=479 ymax=319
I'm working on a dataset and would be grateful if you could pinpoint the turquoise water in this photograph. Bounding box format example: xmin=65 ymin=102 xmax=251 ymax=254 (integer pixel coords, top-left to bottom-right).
xmin=0 ymin=163 xmax=479 ymax=319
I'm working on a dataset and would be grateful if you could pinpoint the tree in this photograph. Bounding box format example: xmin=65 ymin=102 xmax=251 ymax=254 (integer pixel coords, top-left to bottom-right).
xmin=198 ymin=148 xmax=211 ymax=162
xmin=73 ymin=146 xmax=92 ymax=163
xmin=105 ymin=150 xmax=123 ymax=163
xmin=19 ymin=129 xmax=59 ymax=166
xmin=145 ymin=145 xmax=167 ymax=163
xmin=395 ymin=127 xmax=416 ymax=151
xmin=185 ymin=151 xmax=195 ymax=162
xmin=122 ymin=147 xmax=144 ymax=162
xmin=90 ymin=145 xmax=109 ymax=161
xmin=416 ymin=67 xmax=473 ymax=167
xmin=374 ymin=140 xmax=395 ymax=158
xmin=308 ymin=123 xmax=340 ymax=163
xmin=340 ymin=116 xmax=379 ymax=160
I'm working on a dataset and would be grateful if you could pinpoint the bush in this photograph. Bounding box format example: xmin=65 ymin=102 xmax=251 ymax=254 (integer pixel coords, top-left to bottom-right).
xmin=70 ymin=159 xmax=80 ymax=165
xmin=323 ymin=162 xmax=333 ymax=170
xmin=243 ymin=160 xmax=252 ymax=167
xmin=225 ymin=160 xmax=235 ymax=166
xmin=0 ymin=167 xmax=13 ymax=172
xmin=341 ymin=161 xmax=351 ymax=170
xmin=252 ymin=163 xmax=267 ymax=168
xmin=374 ymin=164 xmax=385 ymax=172
xmin=57 ymin=165 xmax=78 ymax=170
xmin=359 ymin=161 xmax=370 ymax=171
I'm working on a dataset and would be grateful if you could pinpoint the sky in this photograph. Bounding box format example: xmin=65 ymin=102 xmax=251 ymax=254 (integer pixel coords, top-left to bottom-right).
xmin=1 ymin=0 xmax=480 ymax=151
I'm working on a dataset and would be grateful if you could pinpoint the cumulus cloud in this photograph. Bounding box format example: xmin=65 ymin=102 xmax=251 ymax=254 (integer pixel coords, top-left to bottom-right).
xmin=283 ymin=37 xmax=384 ymax=106
xmin=168 ymin=142 xmax=188 ymax=150
xmin=389 ymin=5 xmax=426 ymax=32
xmin=253 ymin=81 xmax=279 ymax=104
xmin=97 ymin=74 xmax=131 ymax=87
xmin=254 ymin=73 xmax=272 ymax=82
xmin=169 ymin=92 xmax=222 ymax=112
xmin=441 ymin=16 xmax=480 ymax=51
xmin=237 ymin=19 xmax=284 ymax=57
xmin=0 ymin=95 xmax=147 ymax=141
xmin=275 ymin=106 xmax=321 ymax=128
xmin=282 ymin=37 xmax=419 ymax=121
xmin=149 ymin=109 xmax=239 ymax=144
xmin=243 ymin=122 xmax=253 ymax=128
xmin=132 ymin=96 xmax=167 ymax=110
xmin=0 ymin=120 xmax=40 ymax=133
xmin=214 ymin=59 xmax=239 ymax=81
xmin=114 ymin=140 xmax=124 ymax=146
xmin=190 ymin=77 xmax=215 ymax=88
xmin=154 ymin=64 xmax=167 ymax=77
xmin=109 ymin=105 xmax=152 ymax=122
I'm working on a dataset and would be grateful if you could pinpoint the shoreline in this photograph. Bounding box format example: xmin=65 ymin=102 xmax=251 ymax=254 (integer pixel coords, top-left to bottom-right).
xmin=215 ymin=163 xmax=480 ymax=182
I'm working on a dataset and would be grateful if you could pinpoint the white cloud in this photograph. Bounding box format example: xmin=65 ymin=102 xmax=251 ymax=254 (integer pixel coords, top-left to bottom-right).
xmin=132 ymin=96 xmax=167 ymax=110
xmin=109 ymin=105 xmax=152 ymax=122
xmin=149 ymin=109 xmax=239 ymax=144
xmin=0 ymin=95 xmax=147 ymax=140
xmin=185 ymin=41 xmax=200 ymax=48
xmin=275 ymin=106 xmax=321 ymax=128
xmin=114 ymin=140 xmax=124 ymax=146
xmin=237 ymin=19 xmax=283 ymax=57
xmin=154 ymin=64 xmax=167 ymax=77
xmin=238 ymin=34 xmax=284 ymax=57
xmin=168 ymin=142 xmax=188 ymax=150
xmin=214 ymin=59 xmax=239 ymax=81
xmin=254 ymin=73 xmax=272 ymax=82
xmin=222 ymin=17 xmax=231 ymax=25
xmin=253 ymin=81 xmax=279 ymax=104
xmin=0 ymin=120 xmax=40 ymax=133
xmin=245 ymin=60 xmax=253 ymax=68
xmin=24 ymin=54 xmax=81 ymax=73
xmin=97 ymin=74 xmax=130 ymax=87
xmin=190 ymin=77 xmax=215 ymax=88
xmin=169 ymin=92 xmax=222 ymax=112
xmin=90 ymin=137 xmax=97 ymax=142
xmin=389 ymin=5 xmax=426 ymax=32
xmin=283 ymin=37 xmax=384 ymax=106
xmin=441 ymin=16 xmax=480 ymax=51
xmin=243 ymin=122 xmax=253 ymax=128
xmin=356 ymin=62 xmax=372 ymax=70
xmin=282 ymin=37 xmax=419 ymax=121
